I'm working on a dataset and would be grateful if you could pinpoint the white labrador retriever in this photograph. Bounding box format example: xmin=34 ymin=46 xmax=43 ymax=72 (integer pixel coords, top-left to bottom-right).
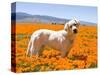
xmin=27 ymin=18 xmax=80 ymax=57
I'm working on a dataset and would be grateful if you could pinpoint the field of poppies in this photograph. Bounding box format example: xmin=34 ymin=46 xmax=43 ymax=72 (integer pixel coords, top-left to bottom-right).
xmin=13 ymin=23 xmax=97 ymax=72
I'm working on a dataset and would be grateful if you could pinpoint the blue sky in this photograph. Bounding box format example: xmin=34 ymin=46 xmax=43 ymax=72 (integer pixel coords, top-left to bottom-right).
xmin=15 ymin=2 xmax=97 ymax=23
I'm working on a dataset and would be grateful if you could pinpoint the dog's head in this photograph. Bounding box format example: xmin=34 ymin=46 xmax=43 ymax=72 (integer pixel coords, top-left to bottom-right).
xmin=64 ymin=18 xmax=80 ymax=34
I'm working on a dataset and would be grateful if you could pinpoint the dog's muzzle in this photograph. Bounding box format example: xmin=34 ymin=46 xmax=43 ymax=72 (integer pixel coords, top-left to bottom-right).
xmin=73 ymin=29 xmax=78 ymax=34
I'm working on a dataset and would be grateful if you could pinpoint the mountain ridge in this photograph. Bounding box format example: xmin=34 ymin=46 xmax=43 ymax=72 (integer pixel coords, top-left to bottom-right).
xmin=11 ymin=12 xmax=96 ymax=25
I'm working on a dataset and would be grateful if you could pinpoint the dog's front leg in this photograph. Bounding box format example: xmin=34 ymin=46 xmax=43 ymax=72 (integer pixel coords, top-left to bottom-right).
xmin=61 ymin=50 xmax=67 ymax=58
xmin=60 ymin=45 xmax=71 ymax=58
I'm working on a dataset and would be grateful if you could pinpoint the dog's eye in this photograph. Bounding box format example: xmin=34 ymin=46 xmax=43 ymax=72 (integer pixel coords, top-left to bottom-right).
xmin=70 ymin=26 xmax=72 ymax=28
xmin=73 ymin=24 xmax=77 ymax=26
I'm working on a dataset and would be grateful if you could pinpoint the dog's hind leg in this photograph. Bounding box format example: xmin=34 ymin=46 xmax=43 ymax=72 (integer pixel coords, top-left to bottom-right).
xmin=26 ymin=40 xmax=32 ymax=56
xmin=38 ymin=45 xmax=45 ymax=56
xmin=30 ymin=41 xmax=39 ymax=57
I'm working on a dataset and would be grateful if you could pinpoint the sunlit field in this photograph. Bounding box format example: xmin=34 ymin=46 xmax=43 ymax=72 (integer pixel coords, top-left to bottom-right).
xmin=13 ymin=23 xmax=97 ymax=72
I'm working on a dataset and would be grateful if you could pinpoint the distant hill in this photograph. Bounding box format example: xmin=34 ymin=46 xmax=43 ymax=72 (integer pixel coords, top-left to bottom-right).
xmin=11 ymin=12 xmax=96 ymax=25
xmin=11 ymin=12 xmax=67 ymax=24
xmin=80 ymin=21 xmax=96 ymax=25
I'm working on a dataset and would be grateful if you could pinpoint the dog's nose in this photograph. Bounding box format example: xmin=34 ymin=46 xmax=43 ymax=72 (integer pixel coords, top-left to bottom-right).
xmin=73 ymin=29 xmax=78 ymax=33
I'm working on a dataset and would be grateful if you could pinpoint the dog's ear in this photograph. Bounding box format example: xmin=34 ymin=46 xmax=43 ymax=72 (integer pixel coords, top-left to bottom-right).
xmin=73 ymin=17 xmax=80 ymax=26
xmin=64 ymin=23 xmax=69 ymax=31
